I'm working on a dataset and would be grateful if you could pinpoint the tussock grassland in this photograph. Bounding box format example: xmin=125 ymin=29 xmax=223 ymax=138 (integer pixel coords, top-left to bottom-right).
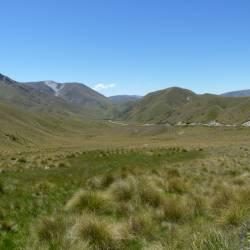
xmin=0 ymin=126 xmax=250 ymax=249
xmin=28 ymin=162 xmax=249 ymax=249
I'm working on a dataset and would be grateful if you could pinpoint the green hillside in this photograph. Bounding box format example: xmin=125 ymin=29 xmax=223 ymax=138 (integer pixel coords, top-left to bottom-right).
xmin=122 ymin=87 xmax=250 ymax=124
xmin=1 ymin=75 xmax=250 ymax=249
xmin=109 ymin=95 xmax=142 ymax=104
xmin=58 ymin=83 xmax=114 ymax=118
xmin=0 ymin=102 xmax=110 ymax=151
xmin=0 ymin=74 xmax=114 ymax=119
xmin=3 ymin=71 xmax=250 ymax=149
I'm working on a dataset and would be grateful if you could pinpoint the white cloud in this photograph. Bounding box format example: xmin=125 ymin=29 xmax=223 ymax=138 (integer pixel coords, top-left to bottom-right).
xmin=93 ymin=83 xmax=116 ymax=91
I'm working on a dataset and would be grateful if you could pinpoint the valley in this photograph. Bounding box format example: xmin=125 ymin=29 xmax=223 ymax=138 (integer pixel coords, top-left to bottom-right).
xmin=0 ymin=73 xmax=250 ymax=249
xmin=1 ymin=123 xmax=250 ymax=249
xmin=2 ymin=1 xmax=250 ymax=248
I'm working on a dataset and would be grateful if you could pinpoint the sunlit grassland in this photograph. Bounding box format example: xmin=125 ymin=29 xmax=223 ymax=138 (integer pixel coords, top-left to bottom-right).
xmin=0 ymin=126 xmax=250 ymax=249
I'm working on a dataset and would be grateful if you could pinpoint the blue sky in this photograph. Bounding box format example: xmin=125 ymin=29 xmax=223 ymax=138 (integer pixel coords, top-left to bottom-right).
xmin=1 ymin=0 xmax=250 ymax=96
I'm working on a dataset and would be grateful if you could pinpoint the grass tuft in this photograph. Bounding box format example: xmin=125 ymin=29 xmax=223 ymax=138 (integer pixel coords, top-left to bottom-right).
xmin=32 ymin=216 xmax=66 ymax=247
xmin=111 ymin=178 xmax=136 ymax=202
xmin=139 ymin=183 xmax=164 ymax=208
xmin=129 ymin=211 xmax=155 ymax=239
xmin=167 ymin=177 xmax=187 ymax=194
xmin=65 ymin=190 xmax=113 ymax=214
xmin=191 ymin=229 xmax=232 ymax=250
xmin=219 ymin=205 xmax=247 ymax=226
xmin=161 ymin=197 xmax=185 ymax=222
xmin=73 ymin=213 xmax=120 ymax=250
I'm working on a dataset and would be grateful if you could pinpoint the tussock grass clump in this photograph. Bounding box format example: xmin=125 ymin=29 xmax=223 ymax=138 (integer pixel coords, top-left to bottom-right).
xmin=111 ymin=177 xmax=136 ymax=202
xmin=139 ymin=183 xmax=164 ymax=208
xmin=101 ymin=173 xmax=115 ymax=188
xmin=87 ymin=177 xmax=103 ymax=189
xmin=88 ymin=173 xmax=116 ymax=189
xmin=34 ymin=181 xmax=55 ymax=193
xmin=227 ymin=169 xmax=240 ymax=177
xmin=65 ymin=190 xmax=113 ymax=214
xmin=72 ymin=214 xmax=121 ymax=250
xmin=191 ymin=229 xmax=233 ymax=250
xmin=211 ymin=186 xmax=235 ymax=210
xmin=129 ymin=211 xmax=155 ymax=239
xmin=236 ymin=186 xmax=250 ymax=205
xmin=167 ymin=168 xmax=181 ymax=177
xmin=0 ymin=220 xmax=17 ymax=232
xmin=56 ymin=161 xmax=70 ymax=168
xmin=115 ymin=201 xmax=135 ymax=216
xmin=161 ymin=197 xmax=186 ymax=222
xmin=219 ymin=205 xmax=247 ymax=226
xmin=167 ymin=177 xmax=188 ymax=194
xmin=32 ymin=216 xmax=66 ymax=247
xmin=17 ymin=157 xmax=27 ymax=163
xmin=188 ymin=194 xmax=208 ymax=217
xmin=67 ymin=152 xmax=77 ymax=159
xmin=232 ymin=177 xmax=245 ymax=186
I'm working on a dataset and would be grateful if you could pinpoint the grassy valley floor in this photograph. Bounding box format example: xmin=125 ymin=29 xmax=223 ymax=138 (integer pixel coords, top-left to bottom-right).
xmin=0 ymin=125 xmax=250 ymax=249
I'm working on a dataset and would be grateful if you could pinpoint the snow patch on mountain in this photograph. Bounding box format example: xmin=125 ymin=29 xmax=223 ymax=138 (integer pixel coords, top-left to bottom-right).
xmin=44 ymin=81 xmax=64 ymax=96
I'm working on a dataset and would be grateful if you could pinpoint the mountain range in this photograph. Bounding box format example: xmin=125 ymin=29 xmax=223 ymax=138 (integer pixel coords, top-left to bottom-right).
xmin=109 ymin=95 xmax=142 ymax=104
xmin=221 ymin=89 xmax=250 ymax=97
xmin=1 ymin=73 xmax=250 ymax=135
xmin=0 ymin=73 xmax=113 ymax=118
xmin=121 ymin=87 xmax=250 ymax=124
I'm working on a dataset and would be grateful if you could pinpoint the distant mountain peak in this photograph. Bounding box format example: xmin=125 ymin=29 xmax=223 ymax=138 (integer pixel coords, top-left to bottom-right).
xmin=0 ymin=73 xmax=16 ymax=83
xmin=222 ymin=89 xmax=250 ymax=97
xmin=44 ymin=80 xmax=58 ymax=85
xmin=163 ymin=86 xmax=195 ymax=94
xmin=44 ymin=81 xmax=64 ymax=96
xmin=109 ymin=95 xmax=142 ymax=104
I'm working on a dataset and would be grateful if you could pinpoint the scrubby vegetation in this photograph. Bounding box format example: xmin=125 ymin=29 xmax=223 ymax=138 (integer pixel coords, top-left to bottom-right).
xmin=26 ymin=158 xmax=250 ymax=249
xmin=0 ymin=127 xmax=250 ymax=249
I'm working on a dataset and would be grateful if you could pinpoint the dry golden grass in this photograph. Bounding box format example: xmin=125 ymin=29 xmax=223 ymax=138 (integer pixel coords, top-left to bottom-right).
xmin=28 ymin=156 xmax=249 ymax=249
xmin=1 ymin=126 xmax=250 ymax=249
